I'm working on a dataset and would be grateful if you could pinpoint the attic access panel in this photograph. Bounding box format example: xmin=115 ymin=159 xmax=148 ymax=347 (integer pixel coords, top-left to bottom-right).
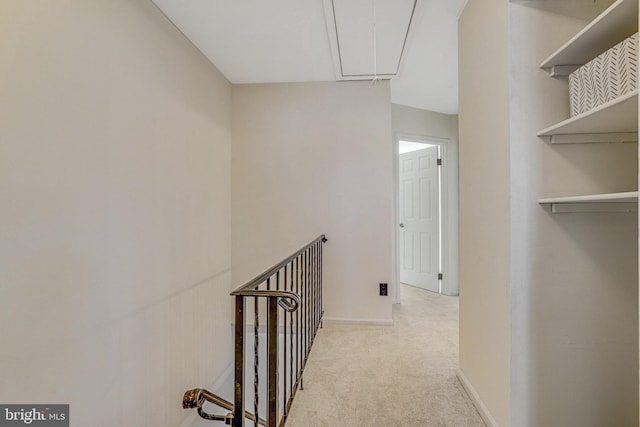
xmin=327 ymin=0 xmax=417 ymax=79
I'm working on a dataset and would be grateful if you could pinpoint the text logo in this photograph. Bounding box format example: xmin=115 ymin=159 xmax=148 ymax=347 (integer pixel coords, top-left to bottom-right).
xmin=0 ymin=405 xmax=68 ymax=426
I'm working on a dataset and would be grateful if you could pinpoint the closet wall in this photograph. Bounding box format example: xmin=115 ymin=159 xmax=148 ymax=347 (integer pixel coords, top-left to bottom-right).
xmin=459 ymin=0 xmax=639 ymax=425
xmin=509 ymin=2 xmax=638 ymax=425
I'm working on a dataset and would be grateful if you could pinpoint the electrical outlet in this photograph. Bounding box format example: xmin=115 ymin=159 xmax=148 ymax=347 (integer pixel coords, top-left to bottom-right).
xmin=379 ymin=283 xmax=388 ymax=296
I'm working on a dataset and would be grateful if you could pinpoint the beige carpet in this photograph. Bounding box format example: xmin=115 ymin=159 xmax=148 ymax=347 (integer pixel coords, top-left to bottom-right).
xmin=286 ymin=284 xmax=485 ymax=427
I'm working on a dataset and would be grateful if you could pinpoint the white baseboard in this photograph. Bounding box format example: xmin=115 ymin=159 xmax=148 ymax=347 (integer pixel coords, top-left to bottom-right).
xmin=456 ymin=368 xmax=499 ymax=427
xmin=322 ymin=317 xmax=394 ymax=326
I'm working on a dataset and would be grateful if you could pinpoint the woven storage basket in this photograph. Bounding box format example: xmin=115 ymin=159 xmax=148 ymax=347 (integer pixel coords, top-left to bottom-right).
xmin=569 ymin=33 xmax=638 ymax=116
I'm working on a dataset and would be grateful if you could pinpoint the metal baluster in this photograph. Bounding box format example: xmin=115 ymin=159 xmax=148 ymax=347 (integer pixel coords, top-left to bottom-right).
xmin=316 ymin=242 xmax=322 ymax=332
xmin=267 ymin=297 xmax=278 ymax=426
xmin=301 ymin=250 xmax=305 ymax=366
xmin=309 ymin=246 xmax=316 ymax=338
xmin=313 ymin=243 xmax=317 ymax=333
xmin=305 ymin=248 xmax=313 ymax=365
xmin=254 ymin=294 xmax=260 ymax=426
xmin=320 ymin=240 xmax=324 ymax=328
xmin=316 ymin=243 xmax=320 ymax=334
xmin=314 ymin=244 xmax=317 ymax=333
xmin=304 ymin=248 xmax=308 ymax=360
xmin=282 ymin=265 xmax=287 ymax=420
xmin=289 ymin=260 xmax=294 ymax=407
xmin=296 ymin=255 xmax=301 ymax=391
xmin=313 ymin=246 xmax=316 ymax=325
xmin=234 ymin=296 xmax=246 ymax=427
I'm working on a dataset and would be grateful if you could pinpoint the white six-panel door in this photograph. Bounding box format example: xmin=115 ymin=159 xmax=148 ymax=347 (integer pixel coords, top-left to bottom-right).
xmin=399 ymin=145 xmax=440 ymax=293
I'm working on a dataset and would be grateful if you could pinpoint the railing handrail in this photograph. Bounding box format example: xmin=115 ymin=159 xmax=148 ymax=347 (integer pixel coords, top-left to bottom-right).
xmin=184 ymin=234 xmax=327 ymax=427
xmin=230 ymin=289 xmax=301 ymax=312
xmin=183 ymin=388 xmax=266 ymax=425
xmin=231 ymin=235 xmax=327 ymax=294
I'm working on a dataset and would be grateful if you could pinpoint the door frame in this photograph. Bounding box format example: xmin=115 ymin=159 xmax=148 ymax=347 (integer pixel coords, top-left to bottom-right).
xmin=393 ymin=133 xmax=451 ymax=302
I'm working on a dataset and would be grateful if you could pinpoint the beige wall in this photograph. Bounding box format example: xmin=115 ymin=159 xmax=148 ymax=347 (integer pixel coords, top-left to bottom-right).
xmin=391 ymin=104 xmax=460 ymax=296
xmin=458 ymin=0 xmax=511 ymax=425
xmin=391 ymin=104 xmax=457 ymax=138
xmin=0 ymin=1 xmax=232 ymax=426
xmin=232 ymin=81 xmax=394 ymax=323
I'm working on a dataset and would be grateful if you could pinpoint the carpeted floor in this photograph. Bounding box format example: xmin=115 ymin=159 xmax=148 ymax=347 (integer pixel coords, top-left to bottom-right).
xmin=286 ymin=284 xmax=486 ymax=427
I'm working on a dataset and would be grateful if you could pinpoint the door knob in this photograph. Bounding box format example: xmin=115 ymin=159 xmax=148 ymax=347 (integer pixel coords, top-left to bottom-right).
xmin=399 ymin=223 xmax=405 ymax=228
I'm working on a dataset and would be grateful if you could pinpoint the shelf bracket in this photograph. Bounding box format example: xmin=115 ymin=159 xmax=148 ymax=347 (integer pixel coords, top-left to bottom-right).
xmin=547 ymin=65 xmax=581 ymax=77
xmin=547 ymin=132 xmax=638 ymax=144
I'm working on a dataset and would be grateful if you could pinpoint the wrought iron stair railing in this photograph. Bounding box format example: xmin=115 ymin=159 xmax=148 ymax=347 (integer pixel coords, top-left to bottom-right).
xmin=183 ymin=235 xmax=328 ymax=426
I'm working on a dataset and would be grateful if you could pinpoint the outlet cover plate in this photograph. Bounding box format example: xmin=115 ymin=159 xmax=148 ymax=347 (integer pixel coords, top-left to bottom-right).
xmin=379 ymin=283 xmax=388 ymax=296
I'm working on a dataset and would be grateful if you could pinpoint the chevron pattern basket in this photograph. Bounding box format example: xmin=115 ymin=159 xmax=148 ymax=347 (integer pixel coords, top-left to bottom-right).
xmin=569 ymin=33 xmax=638 ymax=117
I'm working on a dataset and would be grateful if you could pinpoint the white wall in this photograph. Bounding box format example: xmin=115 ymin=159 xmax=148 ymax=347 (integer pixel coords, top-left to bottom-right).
xmin=458 ymin=0 xmax=512 ymax=425
xmin=231 ymin=81 xmax=394 ymax=324
xmin=509 ymin=2 xmax=638 ymax=426
xmin=391 ymin=104 xmax=460 ymax=296
xmin=0 ymin=1 xmax=233 ymax=426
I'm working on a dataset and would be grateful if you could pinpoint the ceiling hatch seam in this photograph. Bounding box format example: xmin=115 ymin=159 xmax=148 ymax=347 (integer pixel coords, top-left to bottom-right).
xmin=330 ymin=0 xmax=418 ymax=79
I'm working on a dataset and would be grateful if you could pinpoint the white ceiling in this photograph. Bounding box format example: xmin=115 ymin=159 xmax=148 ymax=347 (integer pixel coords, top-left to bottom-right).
xmin=151 ymin=0 xmax=467 ymax=114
